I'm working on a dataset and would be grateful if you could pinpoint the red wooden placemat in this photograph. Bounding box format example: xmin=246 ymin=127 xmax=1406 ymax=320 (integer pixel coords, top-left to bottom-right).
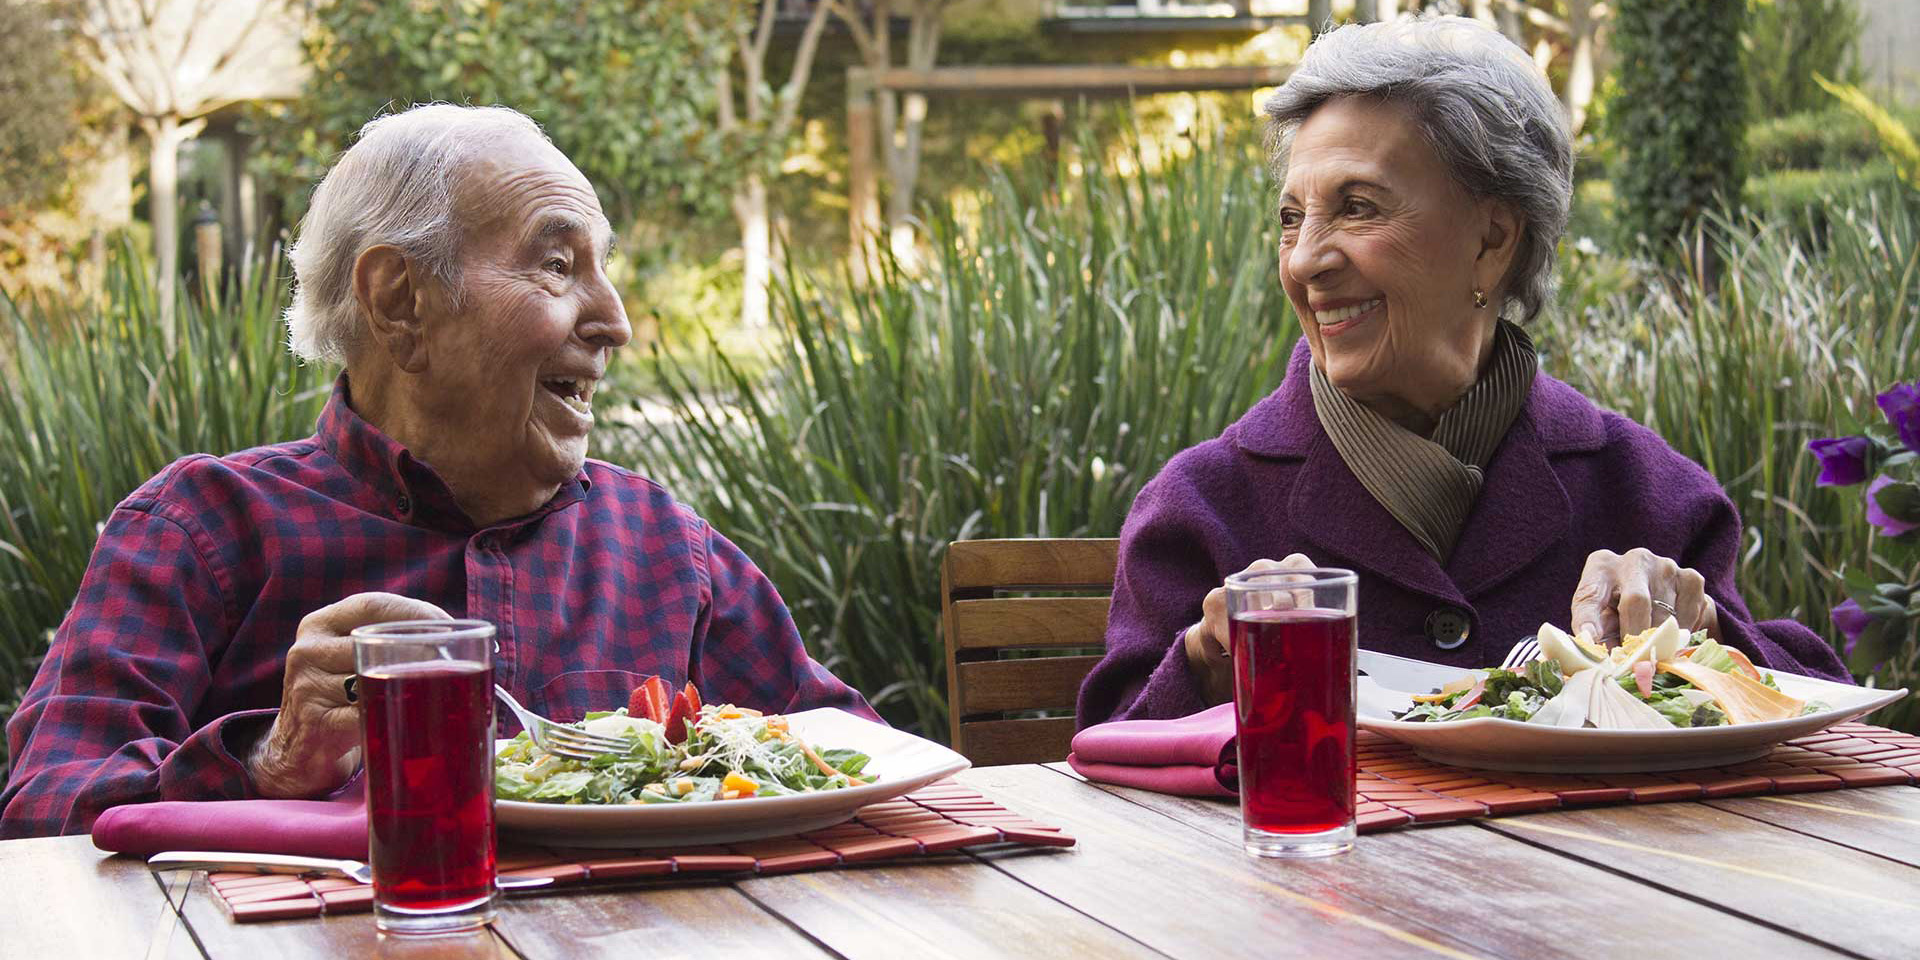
xmin=206 ymin=781 xmax=1073 ymax=922
xmin=1353 ymin=721 xmax=1920 ymax=833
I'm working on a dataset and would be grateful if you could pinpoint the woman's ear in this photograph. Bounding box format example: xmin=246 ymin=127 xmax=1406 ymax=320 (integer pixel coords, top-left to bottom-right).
xmin=352 ymin=245 xmax=429 ymax=373
xmin=1474 ymin=201 xmax=1524 ymax=299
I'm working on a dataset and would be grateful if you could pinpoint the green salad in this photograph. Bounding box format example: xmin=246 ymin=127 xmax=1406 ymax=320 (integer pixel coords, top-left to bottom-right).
xmin=495 ymin=705 xmax=875 ymax=805
xmin=1395 ymin=621 xmax=1825 ymax=730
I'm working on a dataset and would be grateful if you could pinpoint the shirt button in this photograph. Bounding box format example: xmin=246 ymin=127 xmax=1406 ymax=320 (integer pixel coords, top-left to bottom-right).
xmin=396 ymin=495 xmax=411 ymax=514
xmin=1426 ymin=607 xmax=1472 ymax=651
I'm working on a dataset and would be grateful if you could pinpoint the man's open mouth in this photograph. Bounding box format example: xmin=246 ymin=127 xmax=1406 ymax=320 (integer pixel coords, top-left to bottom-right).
xmin=541 ymin=377 xmax=594 ymax=416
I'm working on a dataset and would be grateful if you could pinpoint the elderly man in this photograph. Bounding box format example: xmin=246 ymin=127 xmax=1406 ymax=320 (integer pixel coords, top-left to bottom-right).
xmin=1 ymin=104 xmax=875 ymax=837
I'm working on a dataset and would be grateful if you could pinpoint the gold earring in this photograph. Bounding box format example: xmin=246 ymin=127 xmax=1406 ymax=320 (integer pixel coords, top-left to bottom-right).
xmin=1472 ymin=288 xmax=1488 ymax=309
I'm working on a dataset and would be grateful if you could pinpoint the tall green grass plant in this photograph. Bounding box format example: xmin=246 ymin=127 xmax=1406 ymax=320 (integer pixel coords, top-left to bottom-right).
xmin=0 ymin=254 xmax=334 ymax=745
xmin=612 ymin=136 xmax=1296 ymax=735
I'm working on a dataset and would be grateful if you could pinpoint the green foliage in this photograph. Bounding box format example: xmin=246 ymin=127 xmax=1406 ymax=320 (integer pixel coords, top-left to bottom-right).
xmin=0 ymin=0 xmax=85 ymax=210
xmin=1746 ymin=162 xmax=1909 ymax=237
xmin=266 ymin=0 xmax=738 ymax=227
xmin=1745 ymin=0 xmax=1864 ymax=120
xmin=1611 ymin=0 xmax=1749 ymax=256
xmin=1815 ymin=75 xmax=1920 ymax=190
xmin=1745 ymin=105 xmax=1916 ymax=173
xmin=0 ymin=250 xmax=334 ymax=745
xmin=607 ymin=133 xmax=1294 ymax=736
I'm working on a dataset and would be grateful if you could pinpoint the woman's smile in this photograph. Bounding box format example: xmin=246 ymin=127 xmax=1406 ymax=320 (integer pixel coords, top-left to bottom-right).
xmin=1312 ymin=297 xmax=1383 ymax=339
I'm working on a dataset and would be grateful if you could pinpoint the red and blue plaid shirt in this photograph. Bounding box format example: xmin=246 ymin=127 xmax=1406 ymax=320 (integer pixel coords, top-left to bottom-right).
xmin=1 ymin=378 xmax=875 ymax=837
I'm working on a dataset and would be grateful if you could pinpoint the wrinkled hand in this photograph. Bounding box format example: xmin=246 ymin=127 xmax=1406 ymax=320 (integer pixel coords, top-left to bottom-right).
xmin=247 ymin=592 xmax=450 ymax=798
xmin=1185 ymin=555 xmax=1317 ymax=703
xmin=1569 ymin=548 xmax=1720 ymax=646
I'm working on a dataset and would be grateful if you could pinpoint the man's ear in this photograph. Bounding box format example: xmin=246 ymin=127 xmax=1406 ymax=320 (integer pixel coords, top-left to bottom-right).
xmin=352 ymin=245 xmax=428 ymax=373
xmin=1474 ymin=201 xmax=1524 ymax=298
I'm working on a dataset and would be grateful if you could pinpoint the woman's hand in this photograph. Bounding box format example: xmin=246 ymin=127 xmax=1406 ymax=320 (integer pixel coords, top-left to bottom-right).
xmin=1569 ymin=548 xmax=1720 ymax=646
xmin=1185 ymin=554 xmax=1317 ymax=703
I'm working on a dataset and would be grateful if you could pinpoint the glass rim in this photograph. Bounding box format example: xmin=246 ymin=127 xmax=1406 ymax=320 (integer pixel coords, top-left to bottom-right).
xmin=348 ymin=618 xmax=496 ymax=644
xmin=1224 ymin=566 xmax=1357 ymax=590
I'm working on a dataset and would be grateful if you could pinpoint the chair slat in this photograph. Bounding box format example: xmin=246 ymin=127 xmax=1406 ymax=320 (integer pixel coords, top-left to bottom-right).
xmin=957 ymin=716 xmax=1079 ymax=768
xmin=949 ymin=596 xmax=1109 ymax=651
xmin=956 ymin=655 xmax=1103 ymax=714
xmin=945 ymin=539 xmax=1118 ymax=591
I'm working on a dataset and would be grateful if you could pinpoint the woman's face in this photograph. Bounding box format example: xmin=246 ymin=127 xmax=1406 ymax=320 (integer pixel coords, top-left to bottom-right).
xmin=1276 ymin=95 xmax=1519 ymax=426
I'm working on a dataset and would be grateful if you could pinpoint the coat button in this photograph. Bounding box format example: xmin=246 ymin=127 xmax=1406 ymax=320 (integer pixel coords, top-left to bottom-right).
xmin=1425 ymin=607 xmax=1472 ymax=650
xmin=396 ymin=494 xmax=412 ymax=514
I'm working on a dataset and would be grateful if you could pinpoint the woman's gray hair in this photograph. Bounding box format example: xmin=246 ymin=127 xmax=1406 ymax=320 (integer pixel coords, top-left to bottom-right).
xmin=1263 ymin=15 xmax=1572 ymax=324
xmin=285 ymin=104 xmax=550 ymax=364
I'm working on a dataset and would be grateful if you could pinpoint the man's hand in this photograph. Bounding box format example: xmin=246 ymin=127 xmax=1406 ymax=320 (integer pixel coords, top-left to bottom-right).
xmin=1569 ymin=548 xmax=1720 ymax=646
xmin=1184 ymin=554 xmax=1317 ymax=703
xmin=247 ymin=592 xmax=450 ymax=798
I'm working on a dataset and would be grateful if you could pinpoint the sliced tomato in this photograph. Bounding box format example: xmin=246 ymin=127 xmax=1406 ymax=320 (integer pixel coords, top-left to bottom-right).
xmin=1723 ymin=647 xmax=1764 ymax=682
xmin=663 ymin=690 xmax=693 ymax=744
xmin=627 ymin=675 xmax=673 ymax=723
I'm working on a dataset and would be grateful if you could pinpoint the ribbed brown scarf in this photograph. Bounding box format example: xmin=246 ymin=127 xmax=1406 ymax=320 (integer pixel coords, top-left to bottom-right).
xmin=1308 ymin=321 xmax=1538 ymax=562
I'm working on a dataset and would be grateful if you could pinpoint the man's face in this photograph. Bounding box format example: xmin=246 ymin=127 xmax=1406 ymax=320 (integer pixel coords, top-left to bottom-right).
xmin=414 ymin=138 xmax=630 ymax=494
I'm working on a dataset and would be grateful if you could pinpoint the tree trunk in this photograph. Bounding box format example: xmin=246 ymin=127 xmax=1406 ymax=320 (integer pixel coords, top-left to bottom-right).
xmin=145 ymin=114 xmax=185 ymax=344
xmin=734 ymin=173 xmax=772 ymax=329
xmin=846 ymin=68 xmax=881 ymax=285
xmin=1563 ymin=0 xmax=1598 ymax=134
xmin=1354 ymin=0 xmax=1378 ymax=22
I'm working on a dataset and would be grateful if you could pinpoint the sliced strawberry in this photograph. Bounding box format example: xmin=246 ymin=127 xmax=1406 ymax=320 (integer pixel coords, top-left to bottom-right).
xmin=627 ymin=675 xmax=673 ymax=723
xmin=682 ymin=681 xmax=703 ymax=716
xmin=663 ymin=690 xmax=693 ymax=744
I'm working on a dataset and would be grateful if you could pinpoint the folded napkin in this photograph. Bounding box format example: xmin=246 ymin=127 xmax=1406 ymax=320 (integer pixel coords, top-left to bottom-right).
xmin=1066 ymin=703 xmax=1238 ymax=798
xmin=91 ymin=780 xmax=367 ymax=860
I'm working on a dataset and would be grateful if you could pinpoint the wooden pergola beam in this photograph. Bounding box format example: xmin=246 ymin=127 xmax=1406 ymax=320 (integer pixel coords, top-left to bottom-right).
xmin=865 ymin=64 xmax=1295 ymax=98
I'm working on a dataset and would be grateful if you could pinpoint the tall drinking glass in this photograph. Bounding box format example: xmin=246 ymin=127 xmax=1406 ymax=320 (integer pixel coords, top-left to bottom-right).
xmin=1226 ymin=567 xmax=1357 ymax=858
xmin=351 ymin=619 xmax=497 ymax=934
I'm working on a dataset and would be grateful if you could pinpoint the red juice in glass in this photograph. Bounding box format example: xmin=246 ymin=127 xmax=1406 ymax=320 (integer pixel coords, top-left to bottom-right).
xmin=360 ymin=659 xmax=496 ymax=915
xmin=1224 ymin=568 xmax=1357 ymax=858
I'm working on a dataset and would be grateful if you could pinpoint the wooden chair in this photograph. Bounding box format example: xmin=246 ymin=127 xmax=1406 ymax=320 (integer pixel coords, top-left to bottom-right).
xmin=942 ymin=538 xmax=1119 ymax=766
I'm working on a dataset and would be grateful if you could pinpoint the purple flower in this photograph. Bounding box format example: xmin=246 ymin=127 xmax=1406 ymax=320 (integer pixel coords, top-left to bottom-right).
xmin=1830 ymin=598 xmax=1871 ymax=653
xmin=1865 ymin=475 xmax=1919 ymax=537
xmin=1878 ymin=383 xmax=1920 ymax=454
xmin=1808 ymin=436 xmax=1872 ymax=486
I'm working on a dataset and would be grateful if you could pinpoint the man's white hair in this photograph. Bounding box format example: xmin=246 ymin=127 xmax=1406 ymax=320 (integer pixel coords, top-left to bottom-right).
xmin=284 ymin=104 xmax=550 ymax=364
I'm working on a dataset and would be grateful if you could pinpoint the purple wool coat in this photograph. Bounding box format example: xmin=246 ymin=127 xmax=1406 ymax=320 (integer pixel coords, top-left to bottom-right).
xmin=1078 ymin=340 xmax=1851 ymax=726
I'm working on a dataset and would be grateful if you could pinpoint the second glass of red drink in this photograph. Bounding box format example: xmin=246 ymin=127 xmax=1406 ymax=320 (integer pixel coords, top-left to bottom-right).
xmin=351 ymin=619 xmax=498 ymax=934
xmin=1225 ymin=567 xmax=1357 ymax=858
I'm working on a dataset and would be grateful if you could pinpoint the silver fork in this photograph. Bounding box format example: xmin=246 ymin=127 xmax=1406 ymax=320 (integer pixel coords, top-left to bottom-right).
xmin=492 ymin=684 xmax=629 ymax=760
xmin=1499 ymin=635 xmax=1542 ymax=671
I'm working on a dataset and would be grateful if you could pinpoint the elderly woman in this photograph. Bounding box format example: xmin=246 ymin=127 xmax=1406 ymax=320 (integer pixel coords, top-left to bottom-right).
xmin=2 ymin=104 xmax=873 ymax=837
xmin=1078 ymin=17 xmax=1848 ymax=726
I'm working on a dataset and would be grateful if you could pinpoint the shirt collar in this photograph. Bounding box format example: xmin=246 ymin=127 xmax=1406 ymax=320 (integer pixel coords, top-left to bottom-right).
xmin=314 ymin=374 xmax=590 ymax=533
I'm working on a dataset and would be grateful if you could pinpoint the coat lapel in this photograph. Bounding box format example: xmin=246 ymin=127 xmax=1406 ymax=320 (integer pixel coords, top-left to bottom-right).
xmin=1285 ymin=435 xmax=1467 ymax=604
xmin=1446 ymin=408 xmax=1575 ymax=595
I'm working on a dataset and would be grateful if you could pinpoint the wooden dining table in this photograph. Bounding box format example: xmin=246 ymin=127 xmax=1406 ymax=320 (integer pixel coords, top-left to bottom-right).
xmin=9 ymin=763 xmax=1920 ymax=960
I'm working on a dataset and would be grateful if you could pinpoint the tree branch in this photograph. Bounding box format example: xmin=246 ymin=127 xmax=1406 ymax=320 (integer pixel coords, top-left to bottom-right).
xmin=772 ymin=0 xmax=835 ymax=138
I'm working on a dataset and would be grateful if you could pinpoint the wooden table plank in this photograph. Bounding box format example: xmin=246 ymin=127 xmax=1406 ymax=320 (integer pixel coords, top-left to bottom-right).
xmin=954 ymin=766 xmax=1490 ymax=960
xmin=1050 ymin=766 xmax=1843 ymax=960
xmin=737 ymin=855 xmax=1163 ymax=960
xmin=0 ymin=838 xmax=201 ymax=960
xmin=1705 ymin=786 xmax=1920 ymax=869
xmin=493 ymin=883 xmax=834 ymax=959
xmin=1478 ymin=803 xmax=1920 ymax=960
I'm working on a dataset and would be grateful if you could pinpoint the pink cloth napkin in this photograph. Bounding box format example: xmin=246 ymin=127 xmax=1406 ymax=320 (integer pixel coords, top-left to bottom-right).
xmin=1066 ymin=703 xmax=1239 ymax=798
xmin=91 ymin=780 xmax=367 ymax=860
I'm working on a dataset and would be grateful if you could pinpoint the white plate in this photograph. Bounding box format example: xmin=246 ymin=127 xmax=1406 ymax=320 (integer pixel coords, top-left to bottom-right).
xmin=493 ymin=708 xmax=969 ymax=848
xmin=1356 ymin=649 xmax=1909 ymax=773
